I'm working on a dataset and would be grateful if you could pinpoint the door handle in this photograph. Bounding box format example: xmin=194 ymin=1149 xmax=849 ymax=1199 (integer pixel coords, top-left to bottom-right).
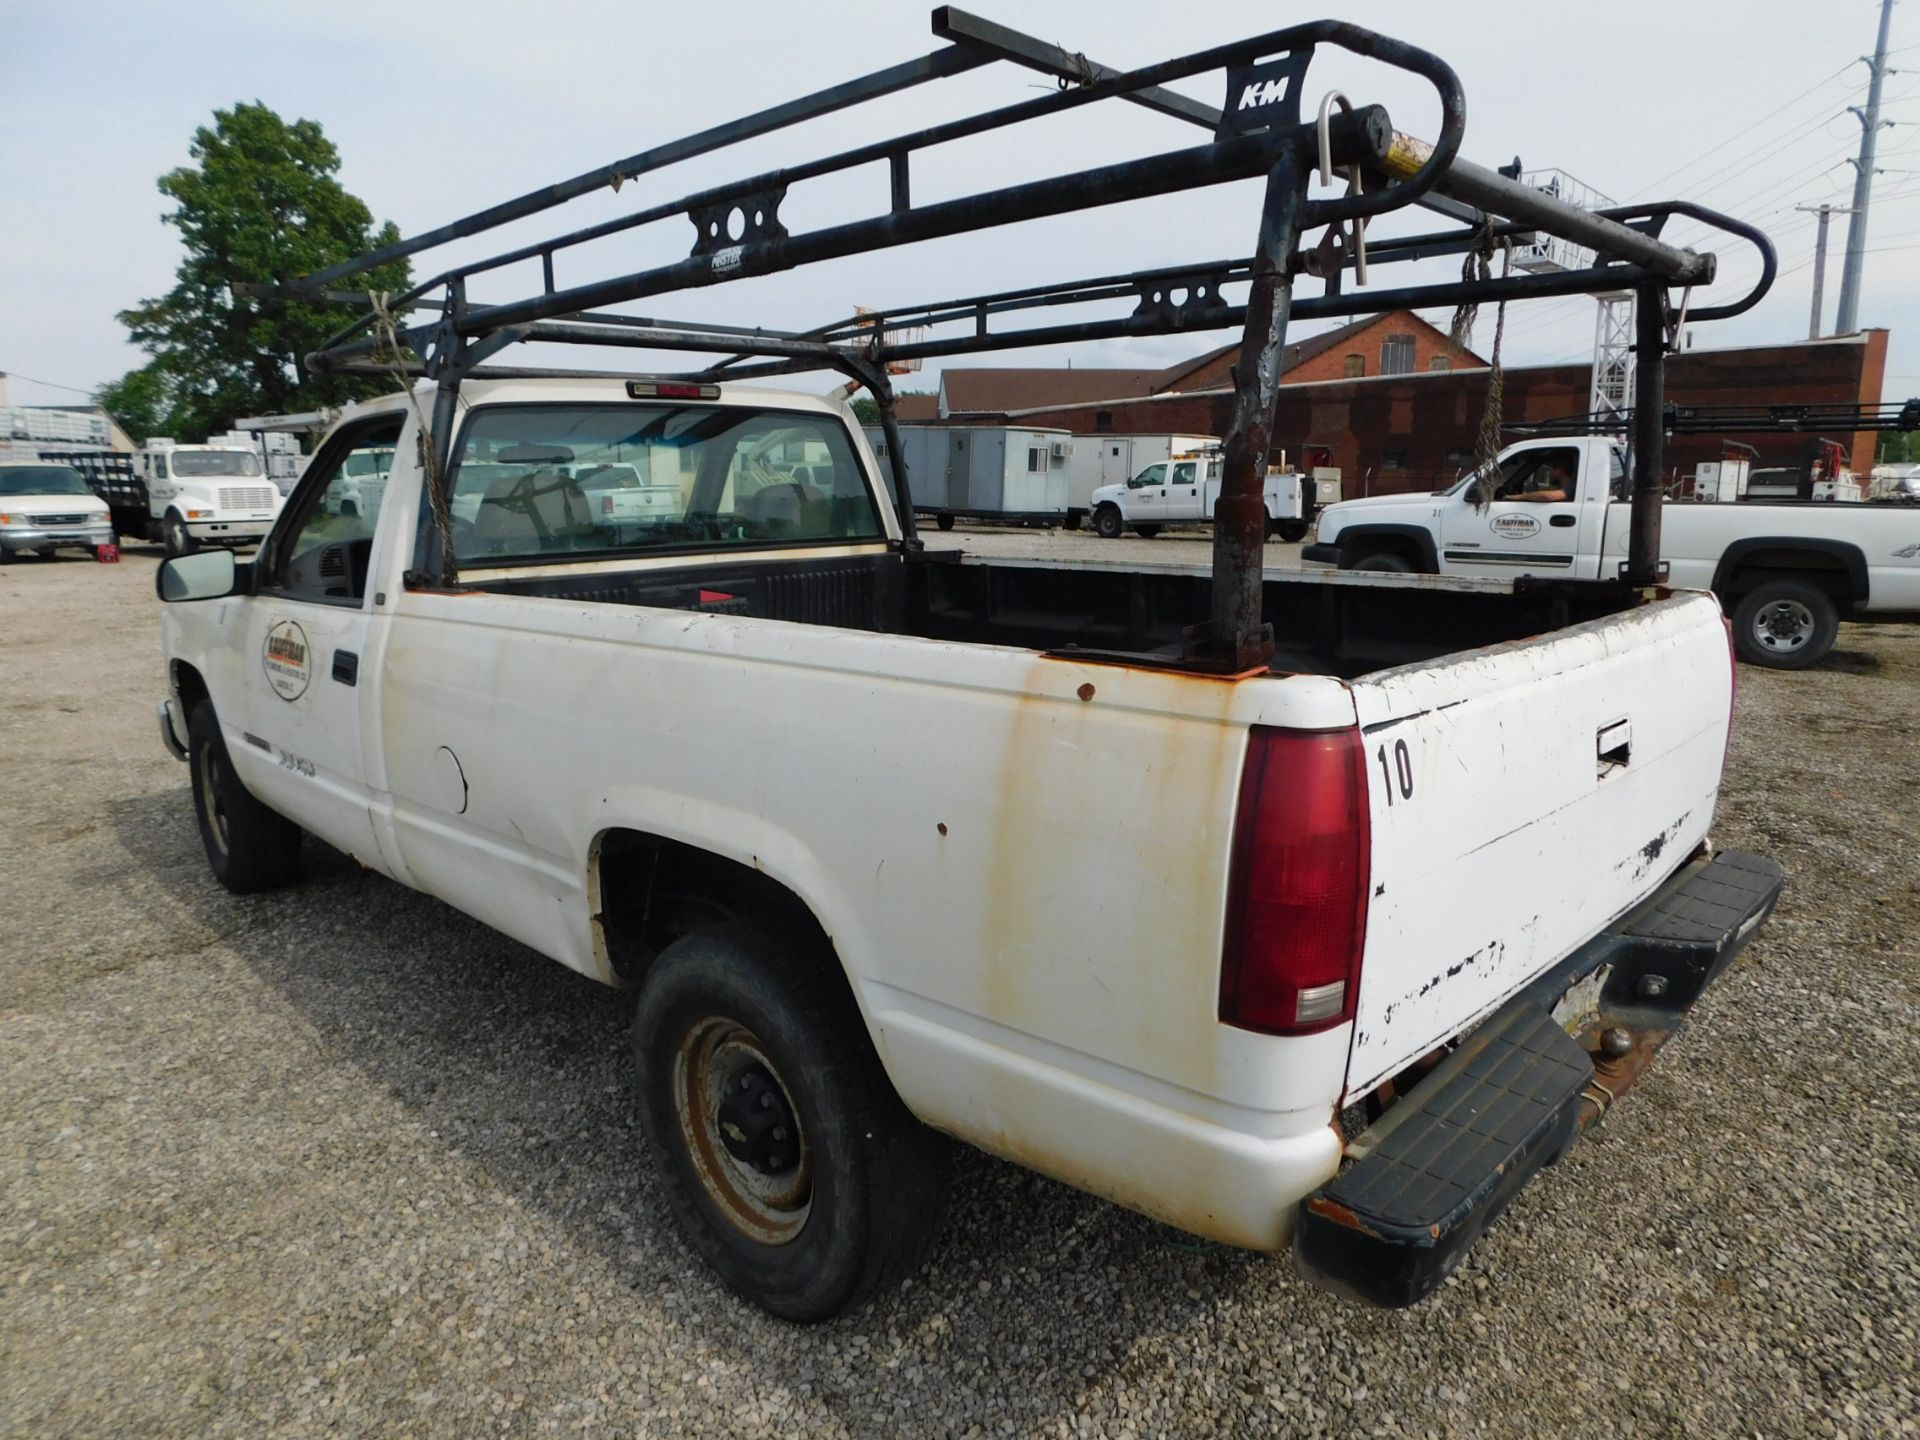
xmin=331 ymin=649 xmax=359 ymax=686
xmin=1549 ymin=513 xmax=1576 ymax=527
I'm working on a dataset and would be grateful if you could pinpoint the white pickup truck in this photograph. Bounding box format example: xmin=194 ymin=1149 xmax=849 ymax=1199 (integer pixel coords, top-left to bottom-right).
xmin=1304 ymin=435 xmax=1920 ymax=668
xmin=155 ymin=377 xmax=1782 ymax=1319
xmin=1089 ymin=449 xmax=1327 ymax=542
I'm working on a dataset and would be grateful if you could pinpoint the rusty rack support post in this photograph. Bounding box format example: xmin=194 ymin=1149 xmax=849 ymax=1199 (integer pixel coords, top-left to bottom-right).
xmin=1203 ymin=151 xmax=1308 ymax=669
xmin=1626 ymin=284 xmax=1669 ymax=588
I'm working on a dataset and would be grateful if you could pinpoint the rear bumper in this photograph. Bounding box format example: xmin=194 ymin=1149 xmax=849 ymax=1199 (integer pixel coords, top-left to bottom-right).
xmin=1294 ymin=847 xmax=1785 ymax=1308
xmin=1300 ymin=542 xmax=1340 ymax=566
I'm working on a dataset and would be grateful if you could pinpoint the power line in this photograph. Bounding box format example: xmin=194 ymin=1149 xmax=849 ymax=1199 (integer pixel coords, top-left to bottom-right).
xmin=0 ymin=370 xmax=99 ymax=397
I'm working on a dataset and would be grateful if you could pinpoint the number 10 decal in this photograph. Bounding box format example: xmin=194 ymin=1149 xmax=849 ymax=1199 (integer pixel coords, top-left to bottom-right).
xmin=1376 ymin=739 xmax=1414 ymax=806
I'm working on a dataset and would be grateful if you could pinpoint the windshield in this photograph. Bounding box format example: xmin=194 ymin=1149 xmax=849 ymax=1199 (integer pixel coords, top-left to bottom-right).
xmin=448 ymin=403 xmax=884 ymax=564
xmin=170 ymin=449 xmax=262 ymax=477
xmin=0 ymin=465 xmax=95 ymax=497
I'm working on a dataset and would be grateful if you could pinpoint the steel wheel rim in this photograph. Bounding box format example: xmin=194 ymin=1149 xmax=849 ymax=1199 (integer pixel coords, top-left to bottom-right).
xmin=1754 ymin=598 xmax=1814 ymax=653
xmin=673 ymin=1017 xmax=812 ymax=1245
xmin=197 ymin=743 xmax=230 ymax=855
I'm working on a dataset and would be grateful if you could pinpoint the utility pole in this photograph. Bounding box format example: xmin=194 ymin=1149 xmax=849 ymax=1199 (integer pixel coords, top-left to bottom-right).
xmin=1835 ymin=0 xmax=1898 ymax=333
xmin=1796 ymin=202 xmax=1850 ymax=338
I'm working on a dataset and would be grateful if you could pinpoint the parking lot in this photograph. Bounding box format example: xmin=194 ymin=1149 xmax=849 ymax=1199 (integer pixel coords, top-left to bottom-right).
xmin=2 ymin=542 xmax=1916 ymax=1439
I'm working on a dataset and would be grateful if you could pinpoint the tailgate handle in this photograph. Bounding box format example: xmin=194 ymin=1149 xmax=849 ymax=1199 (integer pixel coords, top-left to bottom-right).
xmin=1597 ymin=719 xmax=1631 ymax=776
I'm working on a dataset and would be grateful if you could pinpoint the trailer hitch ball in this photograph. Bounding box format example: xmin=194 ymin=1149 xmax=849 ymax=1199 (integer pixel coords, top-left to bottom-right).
xmin=1598 ymin=1027 xmax=1634 ymax=1060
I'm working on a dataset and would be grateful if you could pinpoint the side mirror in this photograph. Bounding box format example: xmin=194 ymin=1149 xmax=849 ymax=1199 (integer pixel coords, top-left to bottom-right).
xmin=157 ymin=549 xmax=239 ymax=602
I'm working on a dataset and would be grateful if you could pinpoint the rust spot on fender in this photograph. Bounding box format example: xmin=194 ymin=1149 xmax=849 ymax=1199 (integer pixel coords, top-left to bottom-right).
xmin=1076 ymin=682 xmax=1096 ymax=702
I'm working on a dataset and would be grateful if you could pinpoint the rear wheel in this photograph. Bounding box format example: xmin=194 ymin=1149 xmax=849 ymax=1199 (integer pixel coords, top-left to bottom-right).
xmin=1093 ymin=504 xmax=1124 ymax=540
xmin=1344 ymin=550 xmax=1415 ymax=573
xmin=934 ymin=513 xmax=955 ymax=532
xmin=163 ymin=512 xmax=197 ymax=557
xmin=1276 ymin=518 xmax=1310 ymax=543
xmin=186 ymin=701 xmax=302 ymax=892
xmin=634 ymin=916 xmax=950 ymax=1321
xmin=1132 ymin=524 xmax=1162 ymax=538
xmin=1731 ymin=579 xmax=1838 ymax=669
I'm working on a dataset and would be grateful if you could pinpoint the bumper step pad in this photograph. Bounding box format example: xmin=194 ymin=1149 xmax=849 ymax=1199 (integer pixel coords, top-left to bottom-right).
xmin=1295 ymin=849 xmax=1784 ymax=1308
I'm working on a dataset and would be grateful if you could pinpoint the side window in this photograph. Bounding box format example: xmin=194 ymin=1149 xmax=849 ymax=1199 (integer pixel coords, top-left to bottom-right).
xmin=1609 ymin=448 xmax=1629 ymax=500
xmin=1380 ymin=335 xmax=1416 ymax=375
xmin=1343 ymin=354 xmax=1365 ymax=378
xmin=154 ymin=454 xmax=169 ymax=480
xmin=266 ymin=419 xmax=404 ymax=604
xmin=1172 ymin=462 xmax=1196 ymax=485
xmin=1027 ymin=446 xmax=1044 ymax=473
xmin=1132 ymin=463 xmax=1167 ymax=488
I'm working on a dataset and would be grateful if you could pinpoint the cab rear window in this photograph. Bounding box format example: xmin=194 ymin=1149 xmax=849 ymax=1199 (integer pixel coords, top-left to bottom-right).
xmin=448 ymin=403 xmax=883 ymax=563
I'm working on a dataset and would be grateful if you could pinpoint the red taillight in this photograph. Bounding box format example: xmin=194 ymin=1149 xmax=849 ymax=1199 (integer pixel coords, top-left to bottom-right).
xmin=602 ymin=494 xmax=615 ymax=513
xmin=1219 ymin=726 xmax=1371 ymax=1036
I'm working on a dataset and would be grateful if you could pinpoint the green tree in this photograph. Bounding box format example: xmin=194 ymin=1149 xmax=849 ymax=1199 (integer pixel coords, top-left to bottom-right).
xmin=93 ymin=364 xmax=174 ymax=446
xmin=104 ymin=102 xmax=410 ymax=441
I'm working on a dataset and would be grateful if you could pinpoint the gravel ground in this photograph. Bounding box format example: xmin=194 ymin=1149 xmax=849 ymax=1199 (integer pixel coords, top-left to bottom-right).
xmin=2 ymin=543 xmax=1915 ymax=1440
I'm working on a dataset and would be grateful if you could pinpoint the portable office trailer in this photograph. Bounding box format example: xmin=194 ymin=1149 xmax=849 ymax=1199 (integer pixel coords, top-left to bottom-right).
xmin=865 ymin=424 xmax=1075 ymax=528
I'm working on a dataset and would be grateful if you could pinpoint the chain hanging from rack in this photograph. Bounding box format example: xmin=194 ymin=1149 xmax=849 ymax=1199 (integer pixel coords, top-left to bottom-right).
xmin=1450 ymin=224 xmax=1513 ymax=509
xmin=369 ymin=290 xmax=459 ymax=584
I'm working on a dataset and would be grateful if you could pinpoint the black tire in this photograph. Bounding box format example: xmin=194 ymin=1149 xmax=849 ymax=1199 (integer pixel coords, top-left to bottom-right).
xmin=634 ymin=915 xmax=951 ymax=1322
xmin=934 ymin=512 xmax=955 ymax=532
xmin=1730 ymin=579 xmax=1839 ymax=670
xmin=1343 ymin=549 xmax=1415 ymax=573
xmin=339 ymin=499 xmax=359 ymax=519
xmin=186 ymin=700 xmax=302 ymax=893
xmin=1093 ymin=504 xmax=1124 ymax=540
xmin=1063 ymin=512 xmax=1083 ymax=532
xmin=1276 ymin=519 xmax=1310 ymax=543
xmin=163 ymin=512 xmax=197 ymax=557
xmin=1132 ymin=523 xmax=1162 ymax=538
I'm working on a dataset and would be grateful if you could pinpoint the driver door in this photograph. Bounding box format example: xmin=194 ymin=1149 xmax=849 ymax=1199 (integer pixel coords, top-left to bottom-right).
xmin=1439 ymin=444 xmax=1586 ymax=579
xmin=1127 ymin=463 xmax=1171 ymax=523
xmin=238 ymin=415 xmax=405 ymax=873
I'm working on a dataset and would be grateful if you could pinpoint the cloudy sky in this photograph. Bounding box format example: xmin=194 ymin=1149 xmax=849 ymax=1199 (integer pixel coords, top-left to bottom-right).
xmin=4 ymin=0 xmax=1917 ymax=411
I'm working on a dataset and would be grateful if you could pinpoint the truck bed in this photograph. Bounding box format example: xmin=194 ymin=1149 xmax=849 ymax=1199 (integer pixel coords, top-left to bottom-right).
xmin=471 ymin=547 xmax=1646 ymax=680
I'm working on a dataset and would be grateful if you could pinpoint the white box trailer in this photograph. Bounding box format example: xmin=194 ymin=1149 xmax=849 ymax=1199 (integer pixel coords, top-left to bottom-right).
xmin=865 ymin=424 xmax=1076 ymax=529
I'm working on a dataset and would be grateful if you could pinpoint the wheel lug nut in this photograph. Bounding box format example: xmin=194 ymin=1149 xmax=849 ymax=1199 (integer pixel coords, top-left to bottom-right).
xmin=772 ymin=1126 xmax=787 ymax=1142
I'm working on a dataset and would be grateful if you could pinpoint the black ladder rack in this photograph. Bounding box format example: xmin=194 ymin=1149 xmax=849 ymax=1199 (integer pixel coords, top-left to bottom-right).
xmin=252 ymin=8 xmax=1777 ymax=669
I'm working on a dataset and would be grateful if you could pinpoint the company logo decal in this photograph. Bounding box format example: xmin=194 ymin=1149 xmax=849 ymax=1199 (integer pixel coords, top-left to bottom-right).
xmin=1490 ymin=512 xmax=1542 ymax=539
xmin=262 ymin=619 xmax=312 ymax=701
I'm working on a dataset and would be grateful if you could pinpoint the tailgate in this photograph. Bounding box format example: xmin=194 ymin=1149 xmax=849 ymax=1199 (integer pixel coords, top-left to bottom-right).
xmin=1343 ymin=592 xmax=1733 ymax=1100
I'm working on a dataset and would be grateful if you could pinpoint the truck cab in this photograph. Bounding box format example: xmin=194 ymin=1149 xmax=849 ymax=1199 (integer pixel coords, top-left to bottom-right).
xmin=142 ymin=440 xmax=287 ymax=556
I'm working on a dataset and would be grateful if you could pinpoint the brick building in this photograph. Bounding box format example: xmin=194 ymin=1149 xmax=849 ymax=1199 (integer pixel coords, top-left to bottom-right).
xmin=937 ymin=328 xmax=1891 ymax=494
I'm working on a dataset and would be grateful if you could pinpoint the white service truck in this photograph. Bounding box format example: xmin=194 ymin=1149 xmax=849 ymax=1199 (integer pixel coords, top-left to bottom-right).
xmin=155 ymin=377 xmax=1781 ymax=1318
xmin=1304 ymin=434 xmax=1920 ymax=669
xmin=1087 ymin=445 xmax=1335 ymax=542
xmin=139 ymin=438 xmax=287 ymax=556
